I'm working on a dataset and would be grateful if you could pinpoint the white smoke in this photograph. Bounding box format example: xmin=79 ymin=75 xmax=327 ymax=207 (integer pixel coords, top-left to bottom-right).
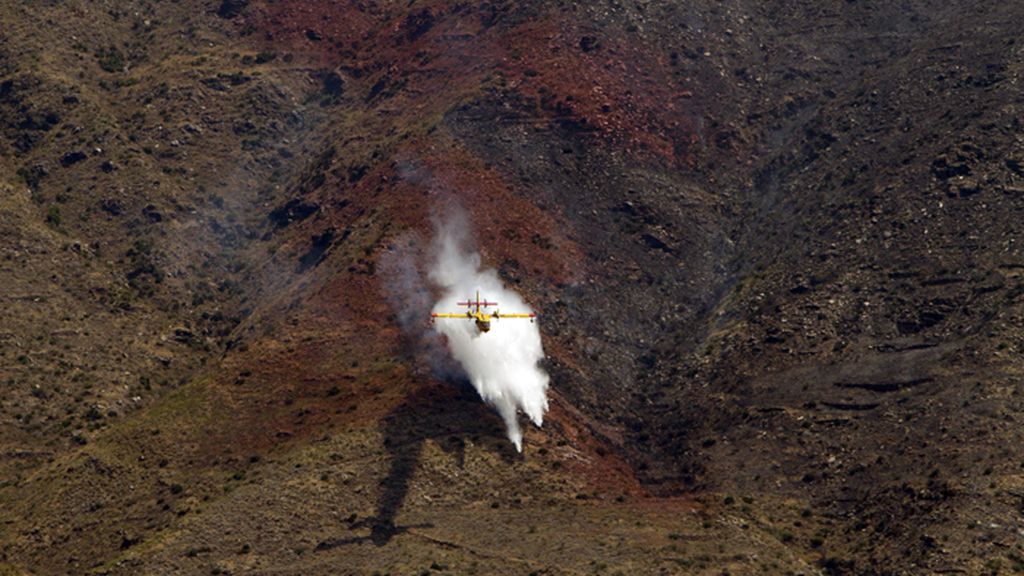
xmin=427 ymin=211 xmax=549 ymax=452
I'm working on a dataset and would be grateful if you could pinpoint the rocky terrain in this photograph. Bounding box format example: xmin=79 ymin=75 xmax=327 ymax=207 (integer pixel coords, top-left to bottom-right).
xmin=1 ymin=0 xmax=1023 ymax=574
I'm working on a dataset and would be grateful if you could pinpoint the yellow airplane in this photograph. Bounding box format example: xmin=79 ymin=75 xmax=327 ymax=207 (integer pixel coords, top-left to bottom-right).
xmin=431 ymin=291 xmax=536 ymax=334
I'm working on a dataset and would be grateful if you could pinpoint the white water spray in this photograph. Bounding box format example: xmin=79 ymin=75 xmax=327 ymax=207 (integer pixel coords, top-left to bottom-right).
xmin=428 ymin=212 xmax=549 ymax=452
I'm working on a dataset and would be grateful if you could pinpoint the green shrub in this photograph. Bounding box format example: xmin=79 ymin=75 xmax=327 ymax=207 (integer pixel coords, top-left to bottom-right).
xmin=46 ymin=206 xmax=61 ymax=226
xmin=97 ymin=47 xmax=125 ymax=72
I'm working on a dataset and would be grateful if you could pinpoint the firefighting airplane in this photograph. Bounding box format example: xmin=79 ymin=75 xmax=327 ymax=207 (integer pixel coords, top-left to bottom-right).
xmin=430 ymin=291 xmax=536 ymax=334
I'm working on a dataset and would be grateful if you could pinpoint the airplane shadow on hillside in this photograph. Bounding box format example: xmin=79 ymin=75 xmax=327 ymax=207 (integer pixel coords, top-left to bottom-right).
xmin=316 ymin=376 xmax=517 ymax=550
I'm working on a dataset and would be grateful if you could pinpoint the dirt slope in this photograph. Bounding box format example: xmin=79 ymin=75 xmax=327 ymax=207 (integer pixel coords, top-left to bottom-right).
xmin=2 ymin=1 xmax=1023 ymax=575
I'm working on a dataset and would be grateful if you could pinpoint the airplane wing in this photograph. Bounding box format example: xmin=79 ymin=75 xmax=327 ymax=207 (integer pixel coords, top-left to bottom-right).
xmin=431 ymin=313 xmax=472 ymax=319
xmin=493 ymin=313 xmax=537 ymax=319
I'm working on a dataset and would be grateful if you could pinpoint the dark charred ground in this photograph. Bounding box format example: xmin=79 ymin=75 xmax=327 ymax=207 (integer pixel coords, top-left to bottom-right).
xmin=1 ymin=1 xmax=1023 ymax=575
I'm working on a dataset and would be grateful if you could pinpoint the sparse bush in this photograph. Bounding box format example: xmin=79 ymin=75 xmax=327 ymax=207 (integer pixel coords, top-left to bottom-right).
xmin=125 ymin=239 xmax=164 ymax=293
xmin=820 ymin=556 xmax=854 ymax=574
xmin=45 ymin=206 xmax=61 ymax=227
xmin=97 ymin=47 xmax=125 ymax=73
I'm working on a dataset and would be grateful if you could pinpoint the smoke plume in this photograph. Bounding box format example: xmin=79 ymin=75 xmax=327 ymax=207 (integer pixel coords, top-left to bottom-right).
xmin=427 ymin=210 xmax=549 ymax=452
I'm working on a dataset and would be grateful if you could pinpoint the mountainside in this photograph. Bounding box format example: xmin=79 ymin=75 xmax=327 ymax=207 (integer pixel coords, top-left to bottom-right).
xmin=2 ymin=1 xmax=1023 ymax=574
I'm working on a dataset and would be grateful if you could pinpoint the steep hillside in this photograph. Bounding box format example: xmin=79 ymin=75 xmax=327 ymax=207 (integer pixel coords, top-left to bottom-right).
xmin=1 ymin=1 xmax=1023 ymax=575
